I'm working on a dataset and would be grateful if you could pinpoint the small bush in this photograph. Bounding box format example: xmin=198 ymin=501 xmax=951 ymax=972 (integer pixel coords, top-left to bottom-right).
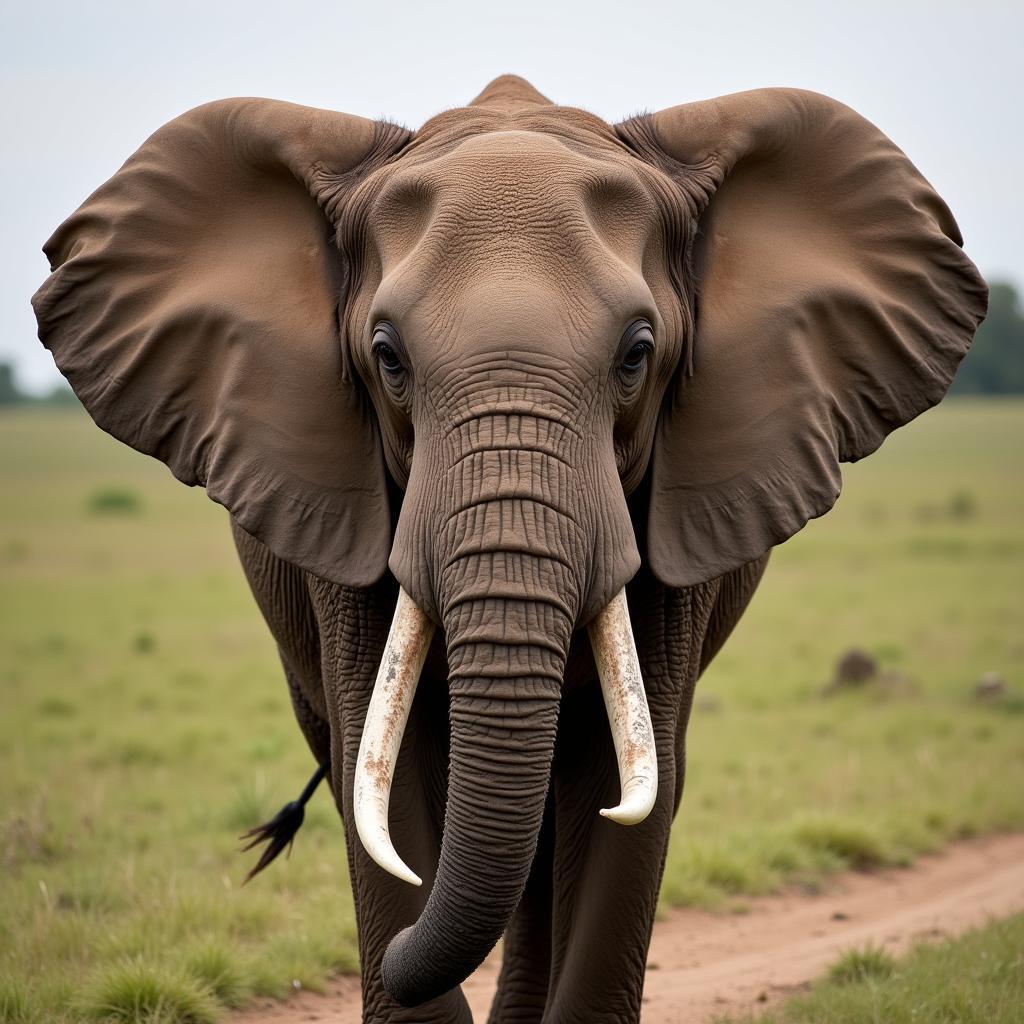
xmin=184 ymin=942 xmax=250 ymax=1008
xmin=81 ymin=959 xmax=219 ymax=1024
xmin=0 ymin=978 xmax=36 ymax=1024
xmin=87 ymin=487 xmax=143 ymax=516
xmin=37 ymin=697 xmax=76 ymax=718
xmin=791 ymin=818 xmax=893 ymax=870
xmin=132 ymin=632 xmax=156 ymax=654
xmin=948 ymin=489 xmax=977 ymax=520
xmin=826 ymin=945 xmax=896 ymax=985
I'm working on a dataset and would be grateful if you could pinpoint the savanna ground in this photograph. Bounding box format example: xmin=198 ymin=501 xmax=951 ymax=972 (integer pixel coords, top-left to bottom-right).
xmin=716 ymin=911 xmax=1024 ymax=1024
xmin=1 ymin=400 xmax=1022 ymax=1022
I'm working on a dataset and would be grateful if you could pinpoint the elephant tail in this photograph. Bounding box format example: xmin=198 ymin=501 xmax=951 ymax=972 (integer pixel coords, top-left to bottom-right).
xmin=239 ymin=760 xmax=329 ymax=884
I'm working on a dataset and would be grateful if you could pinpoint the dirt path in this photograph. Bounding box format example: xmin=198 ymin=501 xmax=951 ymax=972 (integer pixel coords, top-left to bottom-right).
xmin=234 ymin=833 xmax=1024 ymax=1024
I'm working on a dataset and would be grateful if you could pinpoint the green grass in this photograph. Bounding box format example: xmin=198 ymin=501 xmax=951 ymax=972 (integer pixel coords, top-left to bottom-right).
xmin=1 ymin=400 xmax=1022 ymax=1020
xmin=826 ymin=945 xmax=897 ymax=986
xmin=86 ymin=487 xmax=144 ymax=517
xmin=663 ymin=398 xmax=1024 ymax=909
xmin=80 ymin=960 xmax=220 ymax=1024
xmin=716 ymin=913 xmax=1024 ymax=1023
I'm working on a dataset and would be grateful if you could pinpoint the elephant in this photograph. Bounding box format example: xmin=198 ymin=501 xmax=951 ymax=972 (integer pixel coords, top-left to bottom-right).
xmin=33 ymin=75 xmax=985 ymax=1023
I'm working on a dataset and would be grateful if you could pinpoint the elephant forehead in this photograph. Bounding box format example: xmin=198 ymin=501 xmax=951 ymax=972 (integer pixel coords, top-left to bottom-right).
xmin=372 ymin=252 xmax=657 ymax=369
xmin=372 ymin=131 xmax=658 ymax=276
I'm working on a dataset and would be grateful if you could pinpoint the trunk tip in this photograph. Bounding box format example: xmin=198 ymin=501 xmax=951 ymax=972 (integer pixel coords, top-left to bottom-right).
xmin=380 ymin=925 xmax=451 ymax=1007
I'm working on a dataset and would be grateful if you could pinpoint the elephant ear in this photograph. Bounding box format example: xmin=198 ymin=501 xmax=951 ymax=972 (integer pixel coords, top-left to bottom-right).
xmin=33 ymin=99 xmax=408 ymax=586
xmin=625 ymin=89 xmax=987 ymax=587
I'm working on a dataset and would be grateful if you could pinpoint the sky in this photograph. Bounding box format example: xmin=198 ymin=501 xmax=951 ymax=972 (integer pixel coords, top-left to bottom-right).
xmin=2 ymin=0 xmax=1020 ymax=392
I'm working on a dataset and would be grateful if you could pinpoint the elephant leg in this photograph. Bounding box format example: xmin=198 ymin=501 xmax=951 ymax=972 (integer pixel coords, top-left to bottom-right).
xmin=487 ymin=795 xmax=555 ymax=1023
xmin=309 ymin=578 xmax=471 ymax=1024
xmin=543 ymin=579 xmax=718 ymax=1024
xmin=279 ymin=654 xmax=330 ymax=764
xmin=542 ymin=687 xmax=674 ymax=1024
xmin=231 ymin=517 xmax=331 ymax=762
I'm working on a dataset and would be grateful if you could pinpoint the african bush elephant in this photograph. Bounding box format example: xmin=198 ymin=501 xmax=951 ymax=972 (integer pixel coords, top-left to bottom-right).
xmin=33 ymin=75 xmax=985 ymax=1023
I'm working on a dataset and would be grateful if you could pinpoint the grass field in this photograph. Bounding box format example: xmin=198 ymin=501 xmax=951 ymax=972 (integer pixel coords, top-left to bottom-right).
xmin=1 ymin=400 xmax=1023 ymax=1021
xmin=715 ymin=913 xmax=1024 ymax=1024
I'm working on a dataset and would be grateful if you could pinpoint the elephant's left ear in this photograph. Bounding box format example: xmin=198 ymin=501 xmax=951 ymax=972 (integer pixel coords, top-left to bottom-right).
xmin=621 ymin=89 xmax=988 ymax=587
xmin=33 ymin=99 xmax=409 ymax=586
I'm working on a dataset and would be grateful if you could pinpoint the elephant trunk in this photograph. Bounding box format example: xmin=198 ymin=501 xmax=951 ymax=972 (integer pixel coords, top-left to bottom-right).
xmin=374 ymin=399 xmax=645 ymax=1005
xmin=380 ymin=551 xmax=573 ymax=1006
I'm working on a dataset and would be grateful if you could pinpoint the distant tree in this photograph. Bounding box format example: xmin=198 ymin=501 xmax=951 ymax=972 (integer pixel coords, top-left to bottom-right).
xmin=951 ymin=280 xmax=1024 ymax=394
xmin=0 ymin=362 xmax=80 ymax=407
xmin=0 ymin=363 xmax=28 ymax=406
xmin=43 ymin=382 xmax=79 ymax=406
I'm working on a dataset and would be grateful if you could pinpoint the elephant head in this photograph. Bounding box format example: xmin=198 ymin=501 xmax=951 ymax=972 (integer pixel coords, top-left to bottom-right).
xmin=33 ymin=76 xmax=985 ymax=1006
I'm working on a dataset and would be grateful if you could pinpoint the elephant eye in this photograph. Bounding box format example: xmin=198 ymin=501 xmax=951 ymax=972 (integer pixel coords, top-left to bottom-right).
xmin=372 ymin=324 xmax=406 ymax=375
xmin=621 ymin=343 xmax=651 ymax=373
xmin=618 ymin=321 xmax=654 ymax=376
xmin=375 ymin=344 xmax=403 ymax=373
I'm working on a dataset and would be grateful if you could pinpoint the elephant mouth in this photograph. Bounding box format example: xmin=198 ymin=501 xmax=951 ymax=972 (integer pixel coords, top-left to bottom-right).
xmin=352 ymin=585 xmax=658 ymax=888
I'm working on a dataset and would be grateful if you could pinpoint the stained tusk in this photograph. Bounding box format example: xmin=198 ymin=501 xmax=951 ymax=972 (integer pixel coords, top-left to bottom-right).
xmin=354 ymin=587 xmax=434 ymax=886
xmin=588 ymin=588 xmax=658 ymax=826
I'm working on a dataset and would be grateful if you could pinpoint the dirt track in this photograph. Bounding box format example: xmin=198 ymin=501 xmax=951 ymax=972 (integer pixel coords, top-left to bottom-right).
xmin=234 ymin=833 xmax=1024 ymax=1024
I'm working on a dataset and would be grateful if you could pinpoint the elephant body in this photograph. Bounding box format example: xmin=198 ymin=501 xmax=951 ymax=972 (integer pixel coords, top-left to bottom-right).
xmin=34 ymin=74 xmax=985 ymax=1022
xmin=232 ymin=519 xmax=768 ymax=1021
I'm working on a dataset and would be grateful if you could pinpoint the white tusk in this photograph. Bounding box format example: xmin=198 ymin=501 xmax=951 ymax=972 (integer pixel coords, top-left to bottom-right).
xmin=587 ymin=588 xmax=658 ymax=826
xmin=354 ymin=587 xmax=434 ymax=886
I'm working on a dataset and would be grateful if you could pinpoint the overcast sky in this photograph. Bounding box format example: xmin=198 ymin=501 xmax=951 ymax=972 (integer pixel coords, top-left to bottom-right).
xmin=3 ymin=0 xmax=1020 ymax=391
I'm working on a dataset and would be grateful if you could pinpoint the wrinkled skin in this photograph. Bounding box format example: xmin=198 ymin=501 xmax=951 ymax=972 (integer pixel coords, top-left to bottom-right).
xmin=34 ymin=75 xmax=985 ymax=1023
xmin=233 ymin=517 xmax=768 ymax=1022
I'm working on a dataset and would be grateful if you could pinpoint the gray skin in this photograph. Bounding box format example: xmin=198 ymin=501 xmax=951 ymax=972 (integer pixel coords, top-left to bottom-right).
xmin=32 ymin=72 xmax=984 ymax=1024
xmin=233 ymin=517 xmax=767 ymax=1023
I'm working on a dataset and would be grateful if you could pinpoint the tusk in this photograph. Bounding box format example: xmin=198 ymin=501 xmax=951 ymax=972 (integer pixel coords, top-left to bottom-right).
xmin=354 ymin=587 xmax=434 ymax=886
xmin=587 ymin=588 xmax=658 ymax=826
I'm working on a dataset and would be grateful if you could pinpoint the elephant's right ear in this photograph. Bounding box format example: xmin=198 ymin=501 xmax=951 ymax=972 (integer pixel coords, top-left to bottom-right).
xmin=33 ymin=99 xmax=409 ymax=586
